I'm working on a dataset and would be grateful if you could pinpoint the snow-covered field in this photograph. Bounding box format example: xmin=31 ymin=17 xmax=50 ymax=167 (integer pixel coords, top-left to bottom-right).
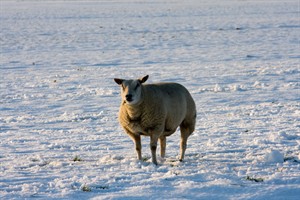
xmin=1 ymin=0 xmax=299 ymax=199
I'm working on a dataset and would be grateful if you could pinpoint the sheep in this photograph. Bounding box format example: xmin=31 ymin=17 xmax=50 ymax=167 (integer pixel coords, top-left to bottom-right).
xmin=114 ymin=75 xmax=196 ymax=165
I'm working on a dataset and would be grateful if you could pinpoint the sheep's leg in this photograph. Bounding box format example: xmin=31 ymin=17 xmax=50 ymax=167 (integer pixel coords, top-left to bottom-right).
xmin=134 ymin=135 xmax=142 ymax=160
xmin=128 ymin=134 xmax=142 ymax=160
xmin=159 ymin=136 xmax=166 ymax=158
xmin=179 ymin=137 xmax=187 ymax=161
xmin=150 ymin=135 xmax=159 ymax=165
xmin=179 ymin=126 xmax=190 ymax=162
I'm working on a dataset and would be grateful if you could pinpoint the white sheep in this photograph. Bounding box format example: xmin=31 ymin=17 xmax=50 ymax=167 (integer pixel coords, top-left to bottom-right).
xmin=114 ymin=75 xmax=196 ymax=165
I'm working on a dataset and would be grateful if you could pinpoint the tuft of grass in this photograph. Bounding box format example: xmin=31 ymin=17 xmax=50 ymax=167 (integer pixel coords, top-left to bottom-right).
xmin=246 ymin=176 xmax=264 ymax=182
xmin=96 ymin=185 xmax=109 ymax=190
xmin=142 ymin=157 xmax=150 ymax=162
xmin=284 ymin=156 xmax=299 ymax=163
xmin=81 ymin=184 xmax=91 ymax=192
xmin=73 ymin=155 xmax=82 ymax=162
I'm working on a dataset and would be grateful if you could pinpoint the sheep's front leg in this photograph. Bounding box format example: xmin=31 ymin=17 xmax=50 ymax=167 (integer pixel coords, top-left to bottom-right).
xmin=128 ymin=133 xmax=142 ymax=160
xmin=150 ymin=135 xmax=159 ymax=165
xmin=134 ymin=135 xmax=142 ymax=160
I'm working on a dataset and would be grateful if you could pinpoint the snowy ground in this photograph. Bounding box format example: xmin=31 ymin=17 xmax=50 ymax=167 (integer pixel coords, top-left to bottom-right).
xmin=0 ymin=0 xmax=299 ymax=199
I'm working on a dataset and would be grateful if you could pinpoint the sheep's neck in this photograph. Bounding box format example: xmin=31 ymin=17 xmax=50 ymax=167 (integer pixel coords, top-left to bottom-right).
xmin=126 ymin=104 xmax=142 ymax=121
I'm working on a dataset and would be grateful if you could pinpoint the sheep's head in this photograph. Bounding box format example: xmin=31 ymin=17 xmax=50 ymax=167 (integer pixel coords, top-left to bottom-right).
xmin=114 ymin=75 xmax=149 ymax=105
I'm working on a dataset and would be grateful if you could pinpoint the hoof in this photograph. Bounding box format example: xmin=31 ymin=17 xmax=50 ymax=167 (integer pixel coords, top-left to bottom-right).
xmin=152 ymin=159 xmax=158 ymax=165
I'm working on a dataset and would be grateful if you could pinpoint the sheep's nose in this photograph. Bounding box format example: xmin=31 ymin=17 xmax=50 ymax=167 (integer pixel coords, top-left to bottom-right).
xmin=125 ymin=94 xmax=133 ymax=101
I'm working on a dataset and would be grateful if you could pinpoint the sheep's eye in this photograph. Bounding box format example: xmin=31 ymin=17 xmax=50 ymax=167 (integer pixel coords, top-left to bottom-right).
xmin=134 ymin=83 xmax=140 ymax=90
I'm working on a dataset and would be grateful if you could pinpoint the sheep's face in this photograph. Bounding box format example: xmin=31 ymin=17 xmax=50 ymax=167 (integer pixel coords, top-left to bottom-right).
xmin=114 ymin=75 xmax=149 ymax=105
xmin=120 ymin=79 xmax=142 ymax=105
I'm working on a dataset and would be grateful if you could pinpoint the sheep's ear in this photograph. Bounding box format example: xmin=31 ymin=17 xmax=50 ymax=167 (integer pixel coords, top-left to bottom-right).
xmin=139 ymin=75 xmax=149 ymax=84
xmin=114 ymin=78 xmax=124 ymax=85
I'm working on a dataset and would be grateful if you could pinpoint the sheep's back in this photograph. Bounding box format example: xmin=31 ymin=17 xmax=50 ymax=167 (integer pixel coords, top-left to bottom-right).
xmin=143 ymin=83 xmax=195 ymax=129
xmin=144 ymin=83 xmax=192 ymax=105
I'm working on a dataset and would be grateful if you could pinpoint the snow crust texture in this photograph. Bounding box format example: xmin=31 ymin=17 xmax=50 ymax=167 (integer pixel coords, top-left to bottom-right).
xmin=0 ymin=0 xmax=299 ymax=199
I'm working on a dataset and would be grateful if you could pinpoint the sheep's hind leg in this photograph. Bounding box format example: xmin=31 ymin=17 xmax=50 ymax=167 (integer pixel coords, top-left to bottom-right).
xmin=179 ymin=139 xmax=187 ymax=161
xmin=159 ymin=136 xmax=166 ymax=158
xmin=179 ymin=125 xmax=192 ymax=162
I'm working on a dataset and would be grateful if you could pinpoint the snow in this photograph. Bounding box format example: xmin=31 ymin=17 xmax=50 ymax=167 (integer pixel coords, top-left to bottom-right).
xmin=0 ymin=0 xmax=299 ymax=199
xmin=263 ymin=150 xmax=284 ymax=164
